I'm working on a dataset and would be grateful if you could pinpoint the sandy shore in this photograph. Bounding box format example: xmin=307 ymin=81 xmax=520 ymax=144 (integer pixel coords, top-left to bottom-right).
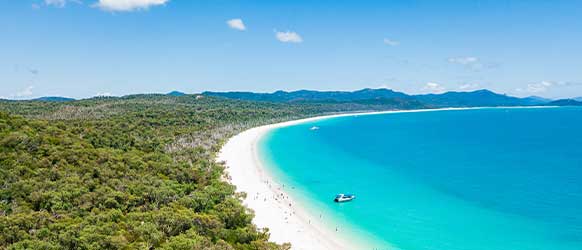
xmin=216 ymin=107 xmax=499 ymax=250
xmin=218 ymin=114 xmax=361 ymax=250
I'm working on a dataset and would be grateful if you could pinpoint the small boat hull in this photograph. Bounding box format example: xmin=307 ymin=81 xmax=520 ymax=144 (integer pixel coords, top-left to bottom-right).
xmin=334 ymin=194 xmax=355 ymax=202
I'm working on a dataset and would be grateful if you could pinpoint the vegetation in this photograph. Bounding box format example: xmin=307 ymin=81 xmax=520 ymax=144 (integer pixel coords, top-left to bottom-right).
xmin=0 ymin=94 xmax=413 ymax=250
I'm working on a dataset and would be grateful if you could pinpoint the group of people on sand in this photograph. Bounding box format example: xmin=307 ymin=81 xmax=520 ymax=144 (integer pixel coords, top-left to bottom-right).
xmin=253 ymin=179 xmax=343 ymax=232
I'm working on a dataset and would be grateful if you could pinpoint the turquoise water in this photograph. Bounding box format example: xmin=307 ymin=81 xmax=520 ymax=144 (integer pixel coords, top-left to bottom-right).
xmin=258 ymin=107 xmax=582 ymax=250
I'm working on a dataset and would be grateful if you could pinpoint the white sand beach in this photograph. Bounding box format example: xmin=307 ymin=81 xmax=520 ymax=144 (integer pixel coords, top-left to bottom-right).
xmin=216 ymin=108 xmax=487 ymax=250
xmin=218 ymin=114 xmax=358 ymax=250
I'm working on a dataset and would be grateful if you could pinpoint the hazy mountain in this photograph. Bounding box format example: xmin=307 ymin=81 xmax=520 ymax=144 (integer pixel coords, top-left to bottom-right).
xmin=167 ymin=91 xmax=187 ymax=97
xmin=17 ymin=89 xmax=556 ymax=107
xmin=33 ymin=96 xmax=76 ymax=102
xmin=547 ymin=99 xmax=582 ymax=106
xmin=204 ymin=88 xmax=411 ymax=103
xmin=205 ymin=88 xmax=546 ymax=107
xmin=413 ymin=90 xmax=528 ymax=107
xmin=522 ymin=96 xmax=553 ymax=105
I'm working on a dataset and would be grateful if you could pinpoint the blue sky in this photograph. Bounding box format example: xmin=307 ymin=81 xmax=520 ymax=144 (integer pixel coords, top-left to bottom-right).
xmin=1 ymin=0 xmax=581 ymax=99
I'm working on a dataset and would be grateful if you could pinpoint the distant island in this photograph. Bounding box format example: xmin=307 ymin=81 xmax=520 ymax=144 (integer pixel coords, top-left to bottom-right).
xmin=8 ymin=88 xmax=582 ymax=107
xmin=32 ymin=96 xmax=76 ymax=102
xmin=204 ymin=88 xmax=580 ymax=107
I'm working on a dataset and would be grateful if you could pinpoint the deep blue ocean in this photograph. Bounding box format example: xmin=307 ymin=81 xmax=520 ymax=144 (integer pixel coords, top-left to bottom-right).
xmin=259 ymin=107 xmax=582 ymax=250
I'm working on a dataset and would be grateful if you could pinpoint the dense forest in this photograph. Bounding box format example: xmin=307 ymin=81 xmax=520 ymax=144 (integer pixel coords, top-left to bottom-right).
xmin=0 ymin=94 xmax=419 ymax=250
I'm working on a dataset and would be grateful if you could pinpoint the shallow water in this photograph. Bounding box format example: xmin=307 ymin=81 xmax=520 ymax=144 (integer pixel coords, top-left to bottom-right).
xmin=259 ymin=107 xmax=582 ymax=250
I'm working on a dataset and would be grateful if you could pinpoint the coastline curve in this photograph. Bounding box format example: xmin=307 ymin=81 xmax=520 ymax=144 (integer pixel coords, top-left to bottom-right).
xmin=216 ymin=106 xmax=552 ymax=250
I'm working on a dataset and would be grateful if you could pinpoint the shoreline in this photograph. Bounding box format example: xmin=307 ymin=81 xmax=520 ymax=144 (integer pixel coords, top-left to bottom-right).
xmin=216 ymin=106 xmax=553 ymax=250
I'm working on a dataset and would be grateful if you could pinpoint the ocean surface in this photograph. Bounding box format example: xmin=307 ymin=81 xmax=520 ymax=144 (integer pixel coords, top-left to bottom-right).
xmin=258 ymin=107 xmax=582 ymax=250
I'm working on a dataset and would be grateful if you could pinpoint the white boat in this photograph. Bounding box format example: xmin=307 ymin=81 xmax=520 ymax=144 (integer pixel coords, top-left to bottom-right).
xmin=310 ymin=126 xmax=320 ymax=131
xmin=334 ymin=193 xmax=355 ymax=202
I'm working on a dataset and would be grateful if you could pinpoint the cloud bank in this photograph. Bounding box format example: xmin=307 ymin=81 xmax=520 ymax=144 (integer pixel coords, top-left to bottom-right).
xmin=94 ymin=0 xmax=169 ymax=12
xmin=448 ymin=57 xmax=479 ymax=65
xmin=44 ymin=0 xmax=67 ymax=7
xmin=95 ymin=92 xmax=114 ymax=97
xmin=43 ymin=0 xmax=82 ymax=8
xmin=459 ymin=83 xmax=480 ymax=90
xmin=14 ymin=86 xmax=34 ymax=98
xmin=516 ymin=81 xmax=582 ymax=93
xmin=383 ymin=38 xmax=399 ymax=46
xmin=422 ymin=82 xmax=446 ymax=93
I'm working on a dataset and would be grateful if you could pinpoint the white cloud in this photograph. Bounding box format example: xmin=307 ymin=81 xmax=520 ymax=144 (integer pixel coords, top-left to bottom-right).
xmin=43 ymin=0 xmax=81 ymax=8
xmin=95 ymin=92 xmax=113 ymax=97
xmin=383 ymin=38 xmax=399 ymax=46
xmin=275 ymin=31 xmax=303 ymax=43
xmin=44 ymin=0 xmax=67 ymax=7
xmin=448 ymin=56 xmax=479 ymax=65
xmin=14 ymin=86 xmax=34 ymax=97
xmin=226 ymin=18 xmax=246 ymax=31
xmin=94 ymin=0 xmax=169 ymax=12
xmin=422 ymin=82 xmax=446 ymax=93
xmin=447 ymin=56 xmax=491 ymax=71
xmin=516 ymin=80 xmax=582 ymax=94
xmin=517 ymin=81 xmax=554 ymax=93
xmin=459 ymin=83 xmax=480 ymax=90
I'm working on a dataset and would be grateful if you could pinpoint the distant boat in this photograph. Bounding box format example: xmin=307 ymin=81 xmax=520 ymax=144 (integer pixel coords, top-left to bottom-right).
xmin=310 ymin=126 xmax=320 ymax=131
xmin=334 ymin=193 xmax=355 ymax=202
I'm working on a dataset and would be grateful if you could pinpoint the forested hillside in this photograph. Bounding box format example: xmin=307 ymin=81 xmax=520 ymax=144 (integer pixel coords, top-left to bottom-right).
xmin=0 ymin=94 xmax=416 ymax=250
xmin=204 ymin=88 xmax=551 ymax=107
